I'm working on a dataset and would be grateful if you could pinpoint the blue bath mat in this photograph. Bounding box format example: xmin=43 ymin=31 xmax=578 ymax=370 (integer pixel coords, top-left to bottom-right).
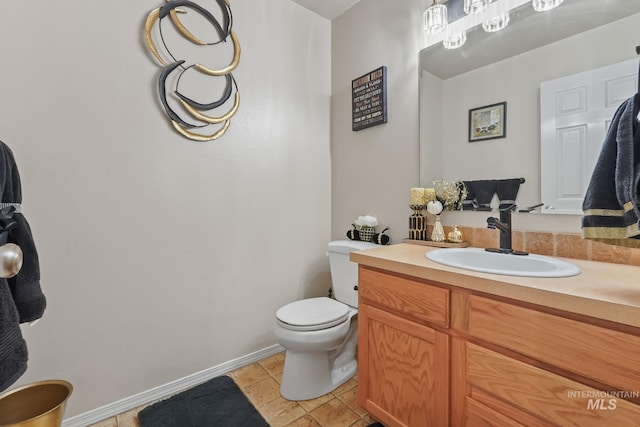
xmin=138 ymin=375 xmax=269 ymax=427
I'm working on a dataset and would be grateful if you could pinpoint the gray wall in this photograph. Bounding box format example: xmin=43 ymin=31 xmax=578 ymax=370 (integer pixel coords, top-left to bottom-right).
xmin=2 ymin=0 xmax=331 ymax=417
xmin=331 ymin=0 xmax=424 ymax=244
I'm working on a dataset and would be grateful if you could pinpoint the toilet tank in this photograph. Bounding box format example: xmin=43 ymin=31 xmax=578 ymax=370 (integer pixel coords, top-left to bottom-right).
xmin=328 ymin=240 xmax=378 ymax=308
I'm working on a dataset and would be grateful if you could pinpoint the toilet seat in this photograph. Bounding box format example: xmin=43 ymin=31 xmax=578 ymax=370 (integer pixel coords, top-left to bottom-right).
xmin=276 ymin=297 xmax=350 ymax=332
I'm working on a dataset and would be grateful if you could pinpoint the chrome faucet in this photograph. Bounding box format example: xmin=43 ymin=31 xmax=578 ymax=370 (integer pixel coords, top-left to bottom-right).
xmin=486 ymin=204 xmax=528 ymax=255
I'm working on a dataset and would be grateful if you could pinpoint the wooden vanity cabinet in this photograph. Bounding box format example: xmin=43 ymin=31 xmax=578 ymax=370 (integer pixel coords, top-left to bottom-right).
xmin=357 ymin=267 xmax=450 ymax=427
xmin=357 ymin=265 xmax=640 ymax=427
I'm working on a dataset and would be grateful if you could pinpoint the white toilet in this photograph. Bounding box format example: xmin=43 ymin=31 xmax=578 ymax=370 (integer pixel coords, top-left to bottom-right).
xmin=274 ymin=240 xmax=378 ymax=401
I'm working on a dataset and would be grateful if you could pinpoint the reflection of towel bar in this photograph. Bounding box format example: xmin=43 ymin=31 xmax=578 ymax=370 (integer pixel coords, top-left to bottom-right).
xmin=519 ymin=203 xmax=544 ymax=213
xmin=463 ymin=178 xmax=524 ymax=184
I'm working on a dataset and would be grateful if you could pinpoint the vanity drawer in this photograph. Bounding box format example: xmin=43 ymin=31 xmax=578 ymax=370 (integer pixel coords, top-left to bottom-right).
xmin=358 ymin=267 xmax=449 ymax=327
xmin=467 ymin=343 xmax=640 ymax=426
xmin=467 ymin=295 xmax=640 ymax=393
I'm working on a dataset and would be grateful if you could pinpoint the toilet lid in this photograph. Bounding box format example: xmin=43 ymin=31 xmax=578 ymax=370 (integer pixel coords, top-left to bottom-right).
xmin=276 ymin=297 xmax=349 ymax=331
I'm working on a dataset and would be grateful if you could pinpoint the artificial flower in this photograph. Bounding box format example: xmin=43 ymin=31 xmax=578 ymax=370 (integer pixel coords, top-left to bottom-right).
xmin=354 ymin=215 xmax=378 ymax=228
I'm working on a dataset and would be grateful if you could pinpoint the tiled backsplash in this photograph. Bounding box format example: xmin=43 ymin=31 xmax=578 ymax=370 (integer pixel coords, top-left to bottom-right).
xmin=444 ymin=226 xmax=640 ymax=267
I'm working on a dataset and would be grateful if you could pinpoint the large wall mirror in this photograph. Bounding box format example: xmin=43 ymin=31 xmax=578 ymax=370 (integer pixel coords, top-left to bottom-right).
xmin=419 ymin=0 xmax=640 ymax=232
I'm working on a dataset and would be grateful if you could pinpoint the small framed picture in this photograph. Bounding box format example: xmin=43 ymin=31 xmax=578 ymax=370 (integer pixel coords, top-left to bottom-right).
xmin=468 ymin=102 xmax=507 ymax=142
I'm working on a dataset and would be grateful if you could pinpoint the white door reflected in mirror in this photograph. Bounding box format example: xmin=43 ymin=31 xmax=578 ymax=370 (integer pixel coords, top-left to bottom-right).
xmin=539 ymin=58 xmax=637 ymax=215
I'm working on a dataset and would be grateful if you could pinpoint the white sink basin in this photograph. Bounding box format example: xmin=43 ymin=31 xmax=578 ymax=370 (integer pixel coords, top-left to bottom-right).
xmin=426 ymin=248 xmax=580 ymax=278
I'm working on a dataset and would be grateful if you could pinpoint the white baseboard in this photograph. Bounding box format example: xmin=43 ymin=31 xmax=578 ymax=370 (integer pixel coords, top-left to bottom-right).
xmin=62 ymin=344 xmax=284 ymax=427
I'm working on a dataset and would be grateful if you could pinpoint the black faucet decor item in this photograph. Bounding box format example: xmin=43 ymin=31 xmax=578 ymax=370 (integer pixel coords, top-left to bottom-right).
xmin=486 ymin=204 xmax=528 ymax=255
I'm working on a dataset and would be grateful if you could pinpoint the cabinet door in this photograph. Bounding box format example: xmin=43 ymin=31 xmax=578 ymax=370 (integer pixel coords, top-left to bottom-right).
xmin=358 ymin=303 xmax=449 ymax=427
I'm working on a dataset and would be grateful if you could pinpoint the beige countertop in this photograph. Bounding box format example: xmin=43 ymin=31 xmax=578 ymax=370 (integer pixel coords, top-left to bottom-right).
xmin=351 ymin=243 xmax=640 ymax=329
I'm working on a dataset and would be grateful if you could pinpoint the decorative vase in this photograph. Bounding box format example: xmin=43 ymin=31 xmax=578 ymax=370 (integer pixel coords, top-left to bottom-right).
xmin=431 ymin=215 xmax=446 ymax=242
xmin=359 ymin=227 xmax=375 ymax=242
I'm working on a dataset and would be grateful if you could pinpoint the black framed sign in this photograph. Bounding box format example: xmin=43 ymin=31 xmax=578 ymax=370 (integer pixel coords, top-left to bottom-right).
xmin=352 ymin=66 xmax=388 ymax=131
xmin=468 ymin=101 xmax=507 ymax=142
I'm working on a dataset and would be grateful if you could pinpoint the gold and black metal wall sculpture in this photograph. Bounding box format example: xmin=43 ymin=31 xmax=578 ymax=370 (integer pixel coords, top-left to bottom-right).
xmin=144 ymin=0 xmax=240 ymax=142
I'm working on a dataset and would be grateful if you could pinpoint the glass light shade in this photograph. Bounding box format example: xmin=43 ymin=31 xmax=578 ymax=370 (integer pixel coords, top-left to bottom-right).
xmin=464 ymin=0 xmax=490 ymax=15
xmin=532 ymin=0 xmax=564 ymax=12
xmin=424 ymin=3 xmax=448 ymax=34
xmin=443 ymin=32 xmax=467 ymax=49
xmin=482 ymin=12 xmax=510 ymax=32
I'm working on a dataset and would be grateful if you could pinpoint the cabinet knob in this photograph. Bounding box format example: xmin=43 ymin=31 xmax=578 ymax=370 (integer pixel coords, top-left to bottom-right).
xmin=353 ymin=285 xmax=359 ymax=291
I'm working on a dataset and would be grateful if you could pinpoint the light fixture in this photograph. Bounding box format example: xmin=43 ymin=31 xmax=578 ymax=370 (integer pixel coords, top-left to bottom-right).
xmin=482 ymin=12 xmax=510 ymax=32
xmin=464 ymin=0 xmax=490 ymax=15
xmin=532 ymin=0 xmax=564 ymax=12
xmin=422 ymin=0 xmax=566 ymax=51
xmin=424 ymin=0 xmax=448 ymax=35
xmin=443 ymin=32 xmax=467 ymax=49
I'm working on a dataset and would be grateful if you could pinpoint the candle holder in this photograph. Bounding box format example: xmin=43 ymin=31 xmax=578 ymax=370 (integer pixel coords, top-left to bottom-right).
xmin=409 ymin=204 xmax=428 ymax=240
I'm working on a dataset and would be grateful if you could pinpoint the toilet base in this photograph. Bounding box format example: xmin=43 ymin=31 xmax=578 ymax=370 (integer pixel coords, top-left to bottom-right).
xmin=279 ymin=349 xmax=357 ymax=401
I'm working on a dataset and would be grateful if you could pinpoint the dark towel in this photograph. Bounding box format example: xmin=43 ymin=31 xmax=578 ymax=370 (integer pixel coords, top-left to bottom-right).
xmin=0 ymin=142 xmax=46 ymax=322
xmin=470 ymin=179 xmax=496 ymax=211
xmin=0 ymin=279 xmax=28 ymax=392
xmin=461 ymin=180 xmax=475 ymax=210
xmin=582 ymin=94 xmax=640 ymax=241
xmin=496 ymin=178 xmax=522 ymax=210
xmin=0 ymin=141 xmax=39 ymax=391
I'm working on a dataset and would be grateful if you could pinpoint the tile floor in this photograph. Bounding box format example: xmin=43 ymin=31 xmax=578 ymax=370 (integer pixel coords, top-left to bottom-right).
xmin=88 ymin=352 xmax=372 ymax=427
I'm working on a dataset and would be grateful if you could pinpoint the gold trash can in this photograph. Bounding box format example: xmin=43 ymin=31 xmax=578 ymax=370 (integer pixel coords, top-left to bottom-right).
xmin=0 ymin=380 xmax=72 ymax=427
